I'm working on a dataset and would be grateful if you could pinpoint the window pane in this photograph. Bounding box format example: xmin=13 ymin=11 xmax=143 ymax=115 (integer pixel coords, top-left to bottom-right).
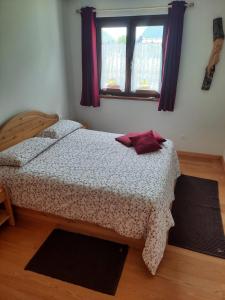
xmin=131 ymin=26 xmax=163 ymax=93
xmin=101 ymin=27 xmax=127 ymax=92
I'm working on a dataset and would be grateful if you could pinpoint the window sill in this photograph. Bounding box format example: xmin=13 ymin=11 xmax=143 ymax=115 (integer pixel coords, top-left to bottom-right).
xmin=100 ymin=94 xmax=158 ymax=102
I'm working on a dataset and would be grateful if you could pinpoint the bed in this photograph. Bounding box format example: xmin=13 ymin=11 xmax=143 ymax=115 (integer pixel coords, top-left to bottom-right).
xmin=0 ymin=111 xmax=180 ymax=275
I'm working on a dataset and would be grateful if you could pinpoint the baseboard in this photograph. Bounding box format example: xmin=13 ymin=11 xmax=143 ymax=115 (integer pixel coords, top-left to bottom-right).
xmin=222 ymin=157 xmax=225 ymax=172
xmin=177 ymin=151 xmax=222 ymax=161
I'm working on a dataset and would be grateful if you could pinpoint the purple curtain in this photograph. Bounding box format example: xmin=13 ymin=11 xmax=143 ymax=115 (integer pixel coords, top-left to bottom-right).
xmin=80 ymin=7 xmax=100 ymax=107
xmin=158 ymin=1 xmax=186 ymax=111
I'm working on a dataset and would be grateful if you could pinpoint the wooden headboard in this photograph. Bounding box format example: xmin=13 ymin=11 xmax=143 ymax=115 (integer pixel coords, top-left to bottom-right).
xmin=0 ymin=111 xmax=59 ymax=151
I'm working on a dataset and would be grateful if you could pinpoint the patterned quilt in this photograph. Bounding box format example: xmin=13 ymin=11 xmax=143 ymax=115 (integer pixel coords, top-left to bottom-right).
xmin=0 ymin=129 xmax=180 ymax=274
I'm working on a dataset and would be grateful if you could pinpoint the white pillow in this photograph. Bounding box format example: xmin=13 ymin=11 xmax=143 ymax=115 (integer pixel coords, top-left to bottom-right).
xmin=0 ymin=137 xmax=57 ymax=167
xmin=37 ymin=120 xmax=82 ymax=139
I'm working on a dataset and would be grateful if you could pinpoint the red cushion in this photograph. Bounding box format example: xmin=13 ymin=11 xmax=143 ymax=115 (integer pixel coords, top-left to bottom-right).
xmin=130 ymin=132 xmax=162 ymax=155
xmin=152 ymin=131 xmax=166 ymax=143
xmin=115 ymin=131 xmax=150 ymax=147
xmin=116 ymin=130 xmax=166 ymax=147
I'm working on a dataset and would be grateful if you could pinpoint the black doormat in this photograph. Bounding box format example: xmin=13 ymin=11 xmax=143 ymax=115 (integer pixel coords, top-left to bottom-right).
xmin=25 ymin=229 xmax=128 ymax=295
xmin=169 ymin=175 xmax=225 ymax=258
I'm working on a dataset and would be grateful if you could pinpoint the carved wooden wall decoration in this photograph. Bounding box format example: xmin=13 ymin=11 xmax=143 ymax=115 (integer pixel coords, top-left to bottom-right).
xmin=202 ymin=17 xmax=224 ymax=90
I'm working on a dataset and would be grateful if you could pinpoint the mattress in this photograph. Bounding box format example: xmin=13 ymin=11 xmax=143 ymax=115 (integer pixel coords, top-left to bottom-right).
xmin=0 ymin=128 xmax=180 ymax=274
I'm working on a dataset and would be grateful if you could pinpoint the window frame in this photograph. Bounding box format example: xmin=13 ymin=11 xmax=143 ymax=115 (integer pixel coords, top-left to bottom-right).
xmin=96 ymin=15 xmax=168 ymax=100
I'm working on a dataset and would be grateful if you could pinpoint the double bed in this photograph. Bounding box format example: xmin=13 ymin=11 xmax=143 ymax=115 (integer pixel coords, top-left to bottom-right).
xmin=0 ymin=111 xmax=180 ymax=275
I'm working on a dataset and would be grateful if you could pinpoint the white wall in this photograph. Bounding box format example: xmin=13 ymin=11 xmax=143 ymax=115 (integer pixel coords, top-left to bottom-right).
xmin=62 ymin=0 xmax=225 ymax=155
xmin=0 ymin=0 xmax=69 ymax=124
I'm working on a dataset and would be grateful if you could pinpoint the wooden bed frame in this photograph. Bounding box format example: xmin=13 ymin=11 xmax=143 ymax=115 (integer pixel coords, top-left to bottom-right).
xmin=0 ymin=111 xmax=144 ymax=250
xmin=0 ymin=111 xmax=59 ymax=151
xmin=15 ymin=207 xmax=145 ymax=249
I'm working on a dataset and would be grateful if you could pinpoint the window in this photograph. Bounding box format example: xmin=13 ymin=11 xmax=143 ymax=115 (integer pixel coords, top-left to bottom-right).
xmin=96 ymin=15 xmax=167 ymax=99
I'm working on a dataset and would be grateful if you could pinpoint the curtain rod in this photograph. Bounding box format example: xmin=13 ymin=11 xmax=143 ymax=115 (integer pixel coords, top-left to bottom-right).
xmin=76 ymin=2 xmax=194 ymax=14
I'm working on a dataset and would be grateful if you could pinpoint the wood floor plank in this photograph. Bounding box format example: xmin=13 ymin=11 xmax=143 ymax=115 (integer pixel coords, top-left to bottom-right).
xmin=0 ymin=157 xmax=225 ymax=300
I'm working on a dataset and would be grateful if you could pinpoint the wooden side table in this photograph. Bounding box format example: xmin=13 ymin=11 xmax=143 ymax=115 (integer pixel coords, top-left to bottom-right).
xmin=81 ymin=123 xmax=89 ymax=129
xmin=0 ymin=186 xmax=15 ymax=226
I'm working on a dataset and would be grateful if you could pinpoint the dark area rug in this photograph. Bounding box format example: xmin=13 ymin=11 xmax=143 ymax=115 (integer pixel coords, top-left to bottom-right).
xmin=25 ymin=229 xmax=128 ymax=295
xmin=169 ymin=175 xmax=225 ymax=258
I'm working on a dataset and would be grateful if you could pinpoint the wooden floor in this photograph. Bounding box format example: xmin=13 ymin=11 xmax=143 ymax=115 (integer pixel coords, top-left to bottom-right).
xmin=0 ymin=156 xmax=225 ymax=300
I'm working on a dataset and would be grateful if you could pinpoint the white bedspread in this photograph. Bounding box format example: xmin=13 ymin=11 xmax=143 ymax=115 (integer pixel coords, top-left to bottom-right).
xmin=0 ymin=129 xmax=180 ymax=274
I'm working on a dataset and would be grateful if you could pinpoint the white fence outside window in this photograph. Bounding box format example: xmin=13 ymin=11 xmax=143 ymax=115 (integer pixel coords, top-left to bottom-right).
xmin=101 ymin=39 xmax=162 ymax=92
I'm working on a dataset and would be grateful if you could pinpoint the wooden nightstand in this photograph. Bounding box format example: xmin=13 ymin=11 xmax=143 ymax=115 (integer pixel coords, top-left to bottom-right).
xmin=81 ymin=123 xmax=89 ymax=129
xmin=0 ymin=186 xmax=15 ymax=226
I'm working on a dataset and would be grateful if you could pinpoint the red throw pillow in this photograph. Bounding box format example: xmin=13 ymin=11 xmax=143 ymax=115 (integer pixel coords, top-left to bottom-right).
xmin=130 ymin=132 xmax=162 ymax=155
xmin=115 ymin=131 xmax=149 ymax=147
xmin=115 ymin=130 xmax=166 ymax=147
xmin=152 ymin=130 xmax=166 ymax=143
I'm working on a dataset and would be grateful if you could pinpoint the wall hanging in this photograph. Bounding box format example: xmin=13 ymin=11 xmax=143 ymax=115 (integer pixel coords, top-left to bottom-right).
xmin=202 ymin=17 xmax=224 ymax=90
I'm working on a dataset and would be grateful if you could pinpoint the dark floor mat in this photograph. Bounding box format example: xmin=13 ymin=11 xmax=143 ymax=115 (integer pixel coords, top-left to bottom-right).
xmin=25 ymin=229 xmax=128 ymax=295
xmin=169 ymin=175 xmax=225 ymax=258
